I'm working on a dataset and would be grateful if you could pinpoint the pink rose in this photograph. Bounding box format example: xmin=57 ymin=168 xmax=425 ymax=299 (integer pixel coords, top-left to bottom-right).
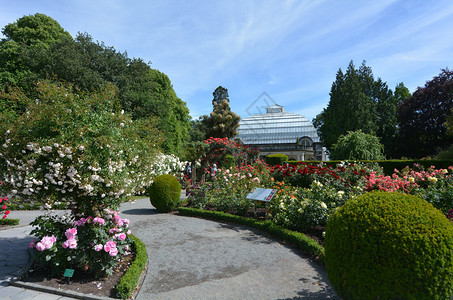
xmin=68 ymin=238 xmax=77 ymax=249
xmin=106 ymin=240 xmax=116 ymax=248
xmin=109 ymin=247 xmax=118 ymax=257
xmin=118 ymin=233 xmax=127 ymax=241
xmin=127 ymin=230 xmax=131 ymax=235
xmin=62 ymin=240 xmax=69 ymax=249
xmin=94 ymin=244 xmax=103 ymax=252
xmin=93 ymin=217 xmax=105 ymax=225
xmin=65 ymin=228 xmax=77 ymax=239
xmin=104 ymin=244 xmax=111 ymax=252
xmin=35 ymin=242 xmax=45 ymax=251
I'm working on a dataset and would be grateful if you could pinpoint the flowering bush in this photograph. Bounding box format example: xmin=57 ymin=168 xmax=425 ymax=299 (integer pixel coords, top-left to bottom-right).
xmin=269 ymin=180 xmax=353 ymax=231
xmin=0 ymin=81 xmax=162 ymax=216
xmin=0 ymin=193 xmax=9 ymax=219
xmin=30 ymin=209 xmax=132 ymax=277
xmin=189 ymin=160 xmax=272 ymax=215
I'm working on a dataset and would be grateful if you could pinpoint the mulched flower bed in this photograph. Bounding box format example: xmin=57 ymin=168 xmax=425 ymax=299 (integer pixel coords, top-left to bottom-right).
xmin=20 ymin=252 xmax=134 ymax=298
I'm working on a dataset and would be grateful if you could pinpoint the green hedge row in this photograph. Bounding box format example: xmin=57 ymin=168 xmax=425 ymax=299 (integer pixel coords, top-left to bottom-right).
xmin=0 ymin=218 xmax=19 ymax=225
xmin=116 ymin=234 xmax=148 ymax=299
xmin=178 ymin=207 xmax=325 ymax=263
xmin=287 ymin=159 xmax=453 ymax=175
xmin=265 ymin=153 xmax=289 ymax=166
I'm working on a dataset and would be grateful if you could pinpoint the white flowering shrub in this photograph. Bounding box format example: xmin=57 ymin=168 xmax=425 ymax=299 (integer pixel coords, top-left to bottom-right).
xmin=150 ymin=153 xmax=187 ymax=179
xmin=0 ymin=81 xmax=163 ymax=216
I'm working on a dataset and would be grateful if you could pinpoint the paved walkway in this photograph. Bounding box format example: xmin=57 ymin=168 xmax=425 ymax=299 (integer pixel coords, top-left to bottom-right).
xmin=0 ymin=195 xmax=338 ymax=299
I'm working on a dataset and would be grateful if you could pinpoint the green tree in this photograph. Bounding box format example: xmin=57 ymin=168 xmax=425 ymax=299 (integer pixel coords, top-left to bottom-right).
xmin=0 ymin=13 xmax=72 ymax=90
xmin=314 ymin=61 xmax=399 ymax=157
xmin=330 ymin=130 xmax=385 ymax=160
xmin=212 ymin=86 xmax=229 ymax=106
xmin=398 ymin=68 xmax=453 ymax=158
xmin=0 ymin=14 xmax=192 ymax=156
xmin=199 ymin=86 xmax=240 ymax=138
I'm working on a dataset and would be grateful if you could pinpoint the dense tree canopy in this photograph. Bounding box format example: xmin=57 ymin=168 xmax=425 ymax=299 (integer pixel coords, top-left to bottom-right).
xmin=313 ymin=61 xmax=403 ymax=157
xmin=198 ymin=86 xmax=240 ymax=139
xmin=0 ymin=14 xmax=191 ymax=155
xmin=329 ymin=130 xmax=385 ymax=160
xmin=398 ymin=68 xmax=453 ymax=158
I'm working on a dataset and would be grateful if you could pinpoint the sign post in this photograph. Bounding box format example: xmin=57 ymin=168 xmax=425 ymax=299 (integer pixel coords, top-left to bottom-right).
xmin=63 ymin=268 xmax=74 ymax=284
xmin=246 ymin=188 xmax=277 ymax=218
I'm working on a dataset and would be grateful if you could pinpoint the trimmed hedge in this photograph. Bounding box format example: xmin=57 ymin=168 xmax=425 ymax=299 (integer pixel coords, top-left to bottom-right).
xmin=148 ymin=174 xmax=181 ymax=213
xmin=325 ymin=191 xmax=453 ymax=299
xmin=266 ymin=153 xmax=289 ymax=166
xmin=178 ymin=207 xmax=324 ymax=262
xmin=0 ymin=218 xmax=19 ymax=225
xmin=116 ymin=234 xmax=148 ymax=299
xmin=287 ymin=159 xmax=453 ymax=175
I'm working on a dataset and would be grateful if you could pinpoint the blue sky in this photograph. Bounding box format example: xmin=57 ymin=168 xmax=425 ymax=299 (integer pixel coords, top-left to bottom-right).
xmin=1 ymin=0 xmax=452 ymax=121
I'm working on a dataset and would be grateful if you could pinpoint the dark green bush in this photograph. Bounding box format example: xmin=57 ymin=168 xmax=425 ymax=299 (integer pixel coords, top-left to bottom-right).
xmin=265 ymin=153 xmax=288 ymax=166
xmin=325 ymin=191 xmax=453 ymax=300
xmin=223 ymin=154 xmax=236 ymax=169
xmin=0 ymin=218 xmax=19 ymax=225
xmin=116 ymin=234 xmax=147 ymax=299
xmin=148 ymin=174 xmax=181 ymax=213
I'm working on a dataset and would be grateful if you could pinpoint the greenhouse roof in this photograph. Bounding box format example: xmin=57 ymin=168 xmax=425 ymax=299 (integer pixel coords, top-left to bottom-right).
xmin=237 ymin=104 xmax=320 ymax=145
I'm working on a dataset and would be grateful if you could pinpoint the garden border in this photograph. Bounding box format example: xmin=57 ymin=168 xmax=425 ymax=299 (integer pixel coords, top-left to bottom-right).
xmin=11 ymin=234 xmax=148 ymax=300
xmin=177 ymin=207 xmax=325 ymax=263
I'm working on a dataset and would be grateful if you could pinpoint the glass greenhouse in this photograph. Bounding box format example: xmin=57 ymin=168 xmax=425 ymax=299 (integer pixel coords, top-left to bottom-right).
xmin=236 ymin=104 xmax=325 ymax=161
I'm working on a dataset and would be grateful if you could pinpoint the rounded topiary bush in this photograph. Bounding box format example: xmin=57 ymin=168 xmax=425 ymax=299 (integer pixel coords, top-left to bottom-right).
xmin=148 ymin=174 xmax=181 ymax=213
xmin=325 ymin=191 xmax=453 ymax=300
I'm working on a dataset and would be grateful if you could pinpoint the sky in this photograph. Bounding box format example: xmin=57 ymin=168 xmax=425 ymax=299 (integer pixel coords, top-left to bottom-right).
xmin=1 ymin=0 xmax=452 ymax=121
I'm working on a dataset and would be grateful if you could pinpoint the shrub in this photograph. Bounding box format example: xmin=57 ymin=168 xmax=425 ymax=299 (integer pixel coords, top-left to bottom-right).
xmin=325 ymin=191 xmax=453 ymax=300
xmin=223 ymin=154 xmax=236 ymax=168
xmin=265 ymin=153 xmax=288 ymax=166
xmin=148 ymin=174 xmax=181 ymax=213
xmin=116 ymin=234 xmax=147 ymax=299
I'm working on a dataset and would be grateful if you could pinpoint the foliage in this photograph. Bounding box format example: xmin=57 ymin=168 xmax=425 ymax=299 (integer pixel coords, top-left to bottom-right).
xmin=116 ymin=234 xmax=147 ymax=299
xmin=0 ymin=218 xmax=18 ymax=225
xmin=198 ymin=86 xmax=240 ymax=139
xmin=189 ymin=160 xmax=272 ymax=215
xmin=223 ymin=154 xmax=236 ymax=169
xmin=269 ymin=180 xmax=351 ymax=232
xmin=148 ymin=174 xmax=181 ymax=213
xmin=0 ymin=14 xmax=191 ymax=155
xmin=330 ymin=130 xmax=385 ymax=160
xmin=0 ymin=81 xmax=162 ymax=216
xmin=30 ymin=209 xmax=133 ymax=278
xmin=199 ymin=137 xmax=258 ymax=169
xmin=178 ymin=207 xmax=325 ymax=263
xmin=0 ymin=13 xmax=72 ymax=89
xmin=398 ymin=68 xmax=453 ymax=158
xmin=265 ymin=153 xmax=288 ymax=166
xmin=0 ymin=190 xmax=9 ymax=219
xmin=325 ymin=191 xmax=453 ymax=300
xmin=314 ymin=60 xmax=401 ymax=157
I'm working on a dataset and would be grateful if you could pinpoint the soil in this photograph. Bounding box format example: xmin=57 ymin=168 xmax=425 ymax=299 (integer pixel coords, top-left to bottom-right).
xmin=21 ymin=252 xmax=135 ymax=299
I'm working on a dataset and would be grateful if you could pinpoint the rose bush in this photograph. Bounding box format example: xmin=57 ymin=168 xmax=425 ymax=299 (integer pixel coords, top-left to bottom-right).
xmin=30 ymin=208 xmax=132 ymax=277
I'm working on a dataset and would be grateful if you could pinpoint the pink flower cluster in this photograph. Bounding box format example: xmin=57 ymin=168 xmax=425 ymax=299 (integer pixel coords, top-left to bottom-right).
xmin=103 ymin=240 xmax=118 ymax=257
xmin=62 ymin=228 xmax=77 ymax=249
xmin=365 ymin=172 xmax=418 ymax=193
xmin=31 ymin=235 xmax=56 ymax=251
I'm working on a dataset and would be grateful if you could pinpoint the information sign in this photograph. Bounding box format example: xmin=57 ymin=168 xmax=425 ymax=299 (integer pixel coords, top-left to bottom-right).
xmin=246 ymin=188 xmax=277 ymax=202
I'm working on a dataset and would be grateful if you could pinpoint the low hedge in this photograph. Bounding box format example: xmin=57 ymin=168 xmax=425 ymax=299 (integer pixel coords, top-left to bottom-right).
xmin=116 ymin=234 xmax=148 ymax=299
xmin=177 ymin=207 xmax=325 ymax=263
xmin=266 ymin=153 xmax=289 ymax=166
xmin=0 ymin=218 xmax=19 ymax=225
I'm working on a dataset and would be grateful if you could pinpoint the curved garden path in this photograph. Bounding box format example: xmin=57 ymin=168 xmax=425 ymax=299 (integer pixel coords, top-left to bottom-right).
xmin=120 ymin=197 xmax=339 ymax=299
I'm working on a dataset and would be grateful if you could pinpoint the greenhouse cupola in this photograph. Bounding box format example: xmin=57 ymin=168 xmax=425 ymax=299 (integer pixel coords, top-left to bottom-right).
xmin=236 ymin=104 xmax=325 ymax=161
